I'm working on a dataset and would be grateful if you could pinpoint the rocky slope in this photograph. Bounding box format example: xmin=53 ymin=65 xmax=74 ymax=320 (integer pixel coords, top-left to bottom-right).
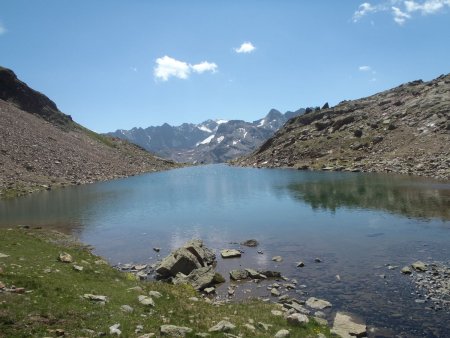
xmin=0 ymin=67 xmax=180 ymax=198
xmin=107 ymin=108 xmax=305 ymax=163
xmin=234 ymin=74 xmax=450 ymax=181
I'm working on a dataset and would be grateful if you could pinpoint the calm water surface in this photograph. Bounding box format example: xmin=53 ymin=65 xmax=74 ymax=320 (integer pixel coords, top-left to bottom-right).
xmin=1 ymin=165 xmax=449 ymax=337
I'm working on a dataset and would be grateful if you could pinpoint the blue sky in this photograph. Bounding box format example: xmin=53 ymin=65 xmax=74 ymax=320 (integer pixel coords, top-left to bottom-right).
xmin=1 ymin=1 xmax=449 ymax=133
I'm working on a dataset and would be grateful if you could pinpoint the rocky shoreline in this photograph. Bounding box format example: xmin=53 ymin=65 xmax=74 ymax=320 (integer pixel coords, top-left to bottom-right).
xmin=115 ymin=239 xmax=369 ymax=338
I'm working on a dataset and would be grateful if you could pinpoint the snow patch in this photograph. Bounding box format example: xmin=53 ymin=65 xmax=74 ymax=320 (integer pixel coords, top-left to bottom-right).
xmin=216 ymin=119 xmax=228 ymax=125
xmin=196 ymin=134 xmax=214 ymax=146
xmin=216 ymin=135 xmax=225 ymax=143
xmin=258 ymin=119 xmax=265 ymax=127
xmin=197 ymin=125 xmax=212 ymax=133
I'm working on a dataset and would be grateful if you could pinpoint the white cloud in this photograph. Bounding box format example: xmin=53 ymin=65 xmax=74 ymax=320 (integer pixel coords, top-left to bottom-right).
xmin=191 ymin=61 xmax=218 ymax=74
xmin=154 ymin=56 xmax=218 ymax=81
xmin=0 ymin=23 xmax=6 ymax=35
xmin=404 ymin=0 xmax=450 ymax=14
xmin=353 ymin=0 xmax=450 ymax=25
xmin=234 ymin=42 xmax=256 ymax=54
xmin=353 ymin=3 xmax=377 ymax=22
xmin=359 ymin=65 xmax=372 ymax=71
xmin=392 ymin=6 xmax=411 ymax=24
xmin=154 ymin=56 xmax=190 ymax=81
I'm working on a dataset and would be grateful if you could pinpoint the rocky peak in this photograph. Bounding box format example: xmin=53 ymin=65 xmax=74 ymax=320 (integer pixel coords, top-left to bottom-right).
xmin=234 ymin=73 xmax=450 ymax=181
xmin=0 ymin=66 xmax=73 ymax=128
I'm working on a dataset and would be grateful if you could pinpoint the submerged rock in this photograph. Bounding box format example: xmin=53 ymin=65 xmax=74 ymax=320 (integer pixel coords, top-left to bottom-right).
xmin=258 ymin=270 xmax=281 ymax=278
xmin=272 ymin=256 xmax=283 ymax=262
xmin=240 ymin=239 xmax=259 ymax=247
xmin=401 ymin=266 xmax=412 ymax=274
xmin=412 ymin=261 xmax=427 ymax=272
xmin=230 ymin=269 xmax=249 ymax=280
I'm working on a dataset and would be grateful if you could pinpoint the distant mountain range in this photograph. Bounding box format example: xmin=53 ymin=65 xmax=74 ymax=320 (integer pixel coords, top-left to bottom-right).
xmin=106 ymin=108 xmax=305 ymax=163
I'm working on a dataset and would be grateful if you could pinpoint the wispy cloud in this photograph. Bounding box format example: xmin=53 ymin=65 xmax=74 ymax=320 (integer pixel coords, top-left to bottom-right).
xmin=234 ymin=42 xmax=256 ymax=54
xmin=404 ymin=0 xmax=450 ymax=14
xmin=359 ymin=65 xmax=377 ymax=81
xmin=154 ymin=56 xmax=218 ymax=81
xmin=353 ymin=3 xmax=378 ymax=22
xmin=352 ymin=0 xmax=450 ymax=25
xmin=392 ymin=6 xmax=411 ymax=24
xmin=0 ymin=23 xmax=6 ymax=35
xmin=359 ymin=65 xmax=372 ymax=71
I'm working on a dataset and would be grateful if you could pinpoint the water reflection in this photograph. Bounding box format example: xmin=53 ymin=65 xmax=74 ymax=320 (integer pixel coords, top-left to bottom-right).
xmin=286 ymin=173 xmax=450 ymax=221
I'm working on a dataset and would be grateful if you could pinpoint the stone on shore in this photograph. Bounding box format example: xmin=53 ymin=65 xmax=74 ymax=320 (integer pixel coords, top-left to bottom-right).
xmin=220 ymin=249 xmax=241 ymax=258
xmin=58 ymin=252 xmax=73 ymax=263
xmin=331 ymin=312 xmax=367 ymax=338
xmin=271 ymin=288 xmax=281 ymax=297
xmin=306 ymin=297 xmax=332 ymax=310
xmin=160 ymin=324 xmax=192 ymax=337
xmin=286 ymin=313 xmax=309 ymax=326
xmin=109 ymin=323 xmax=121 ymax=336
xmin=245 ymin=268 xmax=266 ymax=279
xmin=275 ymin=329 xmax=290 ymax=338
xmin=208 ymin=320 xmax=236 ymax=332
xmin=172 ymin=266 xmax=222 ymax=290
xmin=156 ymin=240 xmax=215 ymax=277
xmin=149 ymin=290 xmax=162 ymax=298
xmin=83 ymin=294 xmax=107 ymax=302
xmin=138 ymin=295 xmax=155 ymax=306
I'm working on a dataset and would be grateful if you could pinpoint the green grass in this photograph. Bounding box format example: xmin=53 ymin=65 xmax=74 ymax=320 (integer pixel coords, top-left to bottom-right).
xmin=76 ymin=123 xmax=117 ymax=148
xmin=0 ymin=228 xmax=333 ymax=337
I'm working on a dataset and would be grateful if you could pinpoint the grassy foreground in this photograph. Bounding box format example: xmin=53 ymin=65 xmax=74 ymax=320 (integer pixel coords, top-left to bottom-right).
xmin=0 ymin=228 xmax=332 ymax=337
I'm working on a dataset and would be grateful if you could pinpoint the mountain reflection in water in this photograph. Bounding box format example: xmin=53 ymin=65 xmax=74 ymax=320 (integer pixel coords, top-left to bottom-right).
xmin=286 ymin=173 xmax=450 ymax=221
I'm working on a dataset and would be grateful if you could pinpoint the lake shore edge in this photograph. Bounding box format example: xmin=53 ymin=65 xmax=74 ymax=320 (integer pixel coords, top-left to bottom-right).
xmin=0 ymin=227 xmax=336 ymax=337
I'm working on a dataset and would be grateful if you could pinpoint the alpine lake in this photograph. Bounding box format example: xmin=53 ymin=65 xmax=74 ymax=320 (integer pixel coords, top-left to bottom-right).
xmin=1 ymin=164 xmax=449 ymax=337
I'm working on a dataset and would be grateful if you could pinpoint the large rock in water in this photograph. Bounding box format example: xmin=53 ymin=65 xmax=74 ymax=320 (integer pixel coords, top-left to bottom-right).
xmin=156 ymin=240 xmax=216 ymax=277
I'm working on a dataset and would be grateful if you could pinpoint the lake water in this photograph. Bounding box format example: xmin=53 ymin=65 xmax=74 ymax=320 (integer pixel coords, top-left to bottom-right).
xmin=1 ymin=165 xmax=449 ymax=337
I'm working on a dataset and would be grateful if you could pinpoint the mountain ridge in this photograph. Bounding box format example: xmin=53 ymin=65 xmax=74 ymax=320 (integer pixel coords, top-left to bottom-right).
xmin=233 ymin=74 xmax=450 ymax=181
xmin=0 ymin=67 xmax=180 ymax=199
xmin=107 ymin=108 xmax=306 ymax=163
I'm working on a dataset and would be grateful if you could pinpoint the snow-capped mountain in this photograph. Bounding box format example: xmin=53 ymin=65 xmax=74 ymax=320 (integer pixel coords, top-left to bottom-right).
xmin=106 ymin=108 xmax=305 ymax=163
